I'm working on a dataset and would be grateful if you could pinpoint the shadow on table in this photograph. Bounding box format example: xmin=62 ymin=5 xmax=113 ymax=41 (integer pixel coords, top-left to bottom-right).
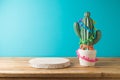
xmin=96 ymin=61 xmax=120 ymax=66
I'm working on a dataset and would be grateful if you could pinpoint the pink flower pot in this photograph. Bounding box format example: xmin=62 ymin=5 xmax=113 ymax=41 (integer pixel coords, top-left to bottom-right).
xmin=77 ymin=49 xmax=98 ymax=66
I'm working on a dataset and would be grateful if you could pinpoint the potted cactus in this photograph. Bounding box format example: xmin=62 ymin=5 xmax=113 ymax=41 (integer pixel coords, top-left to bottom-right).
xmin=74 ymin=12 xmax=101 ymax=66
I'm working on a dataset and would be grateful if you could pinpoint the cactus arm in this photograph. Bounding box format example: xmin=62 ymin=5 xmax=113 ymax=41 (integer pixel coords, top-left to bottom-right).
xmin=74 ymin=22 xmax=81 ymax=38
xmin=93 ymin=20 xmax=96 ymax=25
xmin=93 ymin=30 xmax=101 ymax=44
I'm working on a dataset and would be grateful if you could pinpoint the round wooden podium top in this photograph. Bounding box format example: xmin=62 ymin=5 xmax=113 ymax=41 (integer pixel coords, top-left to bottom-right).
xmin=29 ymin=58 xmax=71 ymax=69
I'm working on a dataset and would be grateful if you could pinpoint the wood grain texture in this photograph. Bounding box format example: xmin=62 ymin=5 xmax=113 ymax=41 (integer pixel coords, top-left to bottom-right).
xmin=0 ymin=57 xmax=119 ymax=80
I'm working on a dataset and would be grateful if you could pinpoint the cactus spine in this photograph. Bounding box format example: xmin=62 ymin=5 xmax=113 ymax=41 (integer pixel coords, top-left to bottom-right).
xmin=74 ymin=12 xmax=101 ymax=50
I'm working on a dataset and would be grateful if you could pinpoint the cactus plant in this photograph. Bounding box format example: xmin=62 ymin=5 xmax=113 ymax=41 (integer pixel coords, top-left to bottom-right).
xmin=74 ymin=12 xmax=101 ymax=50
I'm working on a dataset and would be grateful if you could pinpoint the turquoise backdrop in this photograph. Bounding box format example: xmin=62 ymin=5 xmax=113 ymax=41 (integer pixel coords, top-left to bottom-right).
xmin=0 ymin=0 xmax=120 ymax=57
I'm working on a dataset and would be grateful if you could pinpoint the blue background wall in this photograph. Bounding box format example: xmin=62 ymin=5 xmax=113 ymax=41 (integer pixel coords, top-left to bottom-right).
xmin=0 ymin=0 xmax=120 ymax=57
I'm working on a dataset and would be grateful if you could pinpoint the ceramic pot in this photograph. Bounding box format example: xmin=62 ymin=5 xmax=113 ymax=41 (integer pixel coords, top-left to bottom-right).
xmin=76 ymin=49 xmax=98 ymax=66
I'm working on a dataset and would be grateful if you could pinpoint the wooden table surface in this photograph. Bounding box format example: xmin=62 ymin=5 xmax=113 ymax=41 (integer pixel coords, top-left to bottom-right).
xmin=0 ymin=57 xmax=120 ymax=80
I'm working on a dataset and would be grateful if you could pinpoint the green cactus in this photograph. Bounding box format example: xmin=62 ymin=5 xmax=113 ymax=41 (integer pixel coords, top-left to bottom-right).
xmin=74 ymin=12 xmax=101 ymax=50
